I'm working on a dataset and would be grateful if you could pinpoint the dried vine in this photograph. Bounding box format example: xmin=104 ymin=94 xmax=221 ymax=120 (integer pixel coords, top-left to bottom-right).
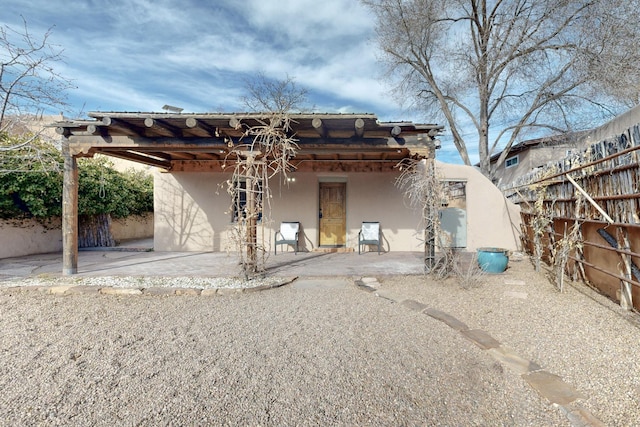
xmin=550 ymin=193 xmax=584 ymax=292
xmin=396 ymin=158 xmax=485 ymax=285
xmin=396 ymin=158 xmax=440 ymax=271
xmin=225 ymin=113 xmax=299 ymax=279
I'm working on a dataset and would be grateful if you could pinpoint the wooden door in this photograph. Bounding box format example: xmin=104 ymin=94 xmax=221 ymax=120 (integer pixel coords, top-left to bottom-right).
xmin=319 ymin=182 xmax=346 ymax=246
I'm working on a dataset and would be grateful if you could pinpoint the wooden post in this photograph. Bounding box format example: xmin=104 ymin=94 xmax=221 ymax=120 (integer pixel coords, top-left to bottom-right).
xmin=424 ymin=159 xmax=436 ymax=271
xmin=246 ymin=173 xmax=257 ymax=272
xmin=618 ymin=230 xmax=634 ymax=310
xmin=566 ymin=175 xmax=614 ymax=224
xmin=62 ymin=142 xmax=78 ymax=275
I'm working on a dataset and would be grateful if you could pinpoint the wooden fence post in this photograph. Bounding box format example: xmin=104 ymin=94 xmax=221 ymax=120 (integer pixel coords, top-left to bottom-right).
xmin=618 ymin=230 xmax=634 ymax=310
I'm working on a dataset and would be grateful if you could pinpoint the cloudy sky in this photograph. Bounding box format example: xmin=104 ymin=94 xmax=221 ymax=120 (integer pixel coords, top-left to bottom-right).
xmin=2 ymin=0 xmax=464 ymax=163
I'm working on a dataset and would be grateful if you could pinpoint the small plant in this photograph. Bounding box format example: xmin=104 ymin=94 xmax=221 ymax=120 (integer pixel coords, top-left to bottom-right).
xmin=431 ymin=249 xmax=487 ymax=289
xmin=550 ymin=194 xmax=583 ymax=292
xmin=453 ymin=252 xmax=487 ymax=289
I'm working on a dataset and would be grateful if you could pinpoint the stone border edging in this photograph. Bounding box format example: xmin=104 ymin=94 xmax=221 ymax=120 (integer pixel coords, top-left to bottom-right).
xmin=0 ymin=277 xmax=298 ymax=297
xmin=355 ymin=277 xmax=605 ymax=427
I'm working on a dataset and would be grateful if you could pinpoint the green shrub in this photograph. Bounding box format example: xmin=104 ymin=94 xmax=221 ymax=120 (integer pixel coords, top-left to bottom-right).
xmin=0 ymin=136 xmax=153 ymax=219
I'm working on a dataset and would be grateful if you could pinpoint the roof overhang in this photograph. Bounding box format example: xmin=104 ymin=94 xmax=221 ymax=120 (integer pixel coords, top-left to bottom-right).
xmin=54 ymin=112 xmax=443 ymax=172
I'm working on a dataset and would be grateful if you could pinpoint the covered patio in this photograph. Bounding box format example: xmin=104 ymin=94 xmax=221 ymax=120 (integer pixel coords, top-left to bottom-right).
xmin=54 ymin=112 xmax=442 ymax=275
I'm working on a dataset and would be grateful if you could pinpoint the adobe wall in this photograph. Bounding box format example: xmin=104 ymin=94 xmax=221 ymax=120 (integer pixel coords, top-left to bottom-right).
xmin=0 ymin=218 xmax=62 ymax=258
xmin=0 ymin=214 xmax=154 ymax=259
xmin=111 ymin=213 xmax=154 ymax=241
xmin=153 ymin=171 xmax=425 ymax=252
xmin=436 ymin=161 xmax=522 ymax=251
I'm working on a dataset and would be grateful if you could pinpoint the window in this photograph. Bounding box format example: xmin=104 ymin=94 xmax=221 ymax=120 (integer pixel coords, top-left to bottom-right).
xmin=441 ymin=180 xmax=467 ymax=209
xmin=232 ymin=178 xmax=263 ymax=222
xmin=505 ymin=155 xmax=519 ymax=168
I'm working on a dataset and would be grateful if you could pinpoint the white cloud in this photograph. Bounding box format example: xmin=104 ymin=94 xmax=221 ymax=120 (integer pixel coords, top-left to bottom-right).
xmin=236 ymin=0 xmax=374 ymax=41
xmin=2 ymin=0 xmax=418 ymax=123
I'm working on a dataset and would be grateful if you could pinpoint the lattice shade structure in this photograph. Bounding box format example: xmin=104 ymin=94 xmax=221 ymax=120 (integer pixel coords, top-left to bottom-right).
xmin=55 ymin=112 xmax=442 ymax=173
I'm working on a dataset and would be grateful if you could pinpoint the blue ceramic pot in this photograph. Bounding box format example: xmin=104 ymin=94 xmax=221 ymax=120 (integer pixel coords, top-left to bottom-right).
xmin=477 ymin=247 xmax=509 ymax=273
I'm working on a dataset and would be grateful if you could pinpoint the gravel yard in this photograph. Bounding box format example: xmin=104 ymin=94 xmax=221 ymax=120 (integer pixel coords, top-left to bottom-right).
xmin=0 ymin=255 xmax=638 ymax=426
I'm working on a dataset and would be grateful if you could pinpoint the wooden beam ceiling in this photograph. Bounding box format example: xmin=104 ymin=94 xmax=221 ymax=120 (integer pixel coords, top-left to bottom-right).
xmin=55 ymin=112 xmax=442 ymax=172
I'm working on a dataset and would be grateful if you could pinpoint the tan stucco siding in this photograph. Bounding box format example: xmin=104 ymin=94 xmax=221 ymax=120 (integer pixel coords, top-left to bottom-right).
xmin=0 ymin=214 xmax=153 ymax=258
xmin=268 ymin=173 xmax=320 ymax=252
xmin=154 ymin=172 xmax=229 ymax=251
xmin=110 ymin=213 xmax=154 ymax=242
xmin=153 ymin=171 xmax=425 ymax=252
xmin=0 ymin=218 xmax=62 ymax=258
xmin=437 ymin=161 xmax=521 ymax=251
xmin=344 ymin=173 xmax=423 ymax=251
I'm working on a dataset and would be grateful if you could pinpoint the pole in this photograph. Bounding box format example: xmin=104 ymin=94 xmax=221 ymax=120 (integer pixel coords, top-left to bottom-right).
xmin=62 ymin=142 xmax=78 ymax=275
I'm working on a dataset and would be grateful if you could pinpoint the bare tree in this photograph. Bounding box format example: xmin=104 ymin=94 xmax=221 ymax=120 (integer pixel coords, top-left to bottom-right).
xmin=1 ymin=17 xmax=71 ymax=154
xmin=363 ymin=0 xmax=640 ymax=178
xmin=241 ymin=72 xmax=311 ymax=113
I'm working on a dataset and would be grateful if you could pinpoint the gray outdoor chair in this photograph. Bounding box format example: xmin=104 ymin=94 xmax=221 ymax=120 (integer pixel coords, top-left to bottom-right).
xmin=358 ymin=221 xmax=381 ymax=254
xmin=275 ymin=222 xmax=300 ymax=254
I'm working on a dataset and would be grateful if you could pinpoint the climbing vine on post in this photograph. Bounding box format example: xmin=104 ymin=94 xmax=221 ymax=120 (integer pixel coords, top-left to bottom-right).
xmin=226 ymin=73 xmax=307 ymax=279
xmin=396 ymin=158 xmax=445 ymax=273
xmin=226 ymin=113 xmax=298 ymax=278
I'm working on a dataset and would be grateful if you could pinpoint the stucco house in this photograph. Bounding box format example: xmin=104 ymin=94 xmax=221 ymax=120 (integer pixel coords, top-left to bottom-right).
xmin=54 ymin=112 xmax=521 ymax=274
xmin=489 ymin=133 xmax=586 ymax=189
xmin=490 ymin=105 xmax=640 ymax=190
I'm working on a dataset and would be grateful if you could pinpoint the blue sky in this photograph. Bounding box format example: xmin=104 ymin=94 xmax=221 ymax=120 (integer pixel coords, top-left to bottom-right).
xmin=1 ymin=0 xmax=465 ymax=164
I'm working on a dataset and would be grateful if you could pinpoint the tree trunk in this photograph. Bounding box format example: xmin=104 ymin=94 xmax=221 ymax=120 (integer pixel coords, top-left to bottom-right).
xmin=79 ymin=213 xmax=115 ymax=248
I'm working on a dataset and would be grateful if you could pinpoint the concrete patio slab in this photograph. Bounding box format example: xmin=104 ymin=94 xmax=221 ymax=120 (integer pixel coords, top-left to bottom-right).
xmin=0 ymin=248 xmax=426 ymax=281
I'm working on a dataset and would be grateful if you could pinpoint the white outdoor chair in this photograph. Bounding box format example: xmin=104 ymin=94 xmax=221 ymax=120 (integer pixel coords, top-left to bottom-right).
xmin=358 ymin=221 xmax=381 ymax=254
xmin=275 ymin=222 xmax=300 ymax=254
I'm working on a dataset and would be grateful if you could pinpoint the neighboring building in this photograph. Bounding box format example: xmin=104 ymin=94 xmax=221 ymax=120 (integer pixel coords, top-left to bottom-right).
xmin=489 ymin=132 xmax=586 ymax=190
xmin=490 ymin=104 xmax=640 ymax=190
xmin=1 ymin=113 xmax=65 ymax=140
xmin=579 ymin=104 xmax=640 ymax=147
xmin=54 ymin=112 xmax=522 ymax=274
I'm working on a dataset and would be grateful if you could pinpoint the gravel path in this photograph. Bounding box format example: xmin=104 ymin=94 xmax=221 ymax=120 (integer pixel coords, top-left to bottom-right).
xmin=0 ymin=255 xmax=638 ymax=426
